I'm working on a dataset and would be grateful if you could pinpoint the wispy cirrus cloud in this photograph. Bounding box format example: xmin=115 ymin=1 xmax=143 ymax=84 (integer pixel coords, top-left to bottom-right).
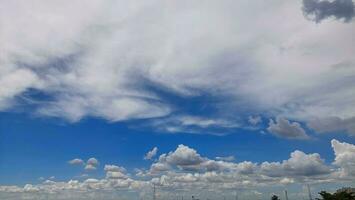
xmin=68 ymin=158 xmax=84 ymax=165
xmin=0 ymin=0 xmax=354 ymax=137
xmin=144 ymin=147 xmax=158 ymax=160
xmin=147 ymin=115 xmax=240 ymax=135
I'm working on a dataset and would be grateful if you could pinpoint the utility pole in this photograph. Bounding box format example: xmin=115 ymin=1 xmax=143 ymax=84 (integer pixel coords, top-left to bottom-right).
xmin=284 ymin=190 xmax=289 ymax=200
xmin=153 ymin=183 xmax=156 ymax=200
xmin=235 ymin=191 xmax=238 ymax=200
xmin=307 ymin=184 xmax=312 ymax=200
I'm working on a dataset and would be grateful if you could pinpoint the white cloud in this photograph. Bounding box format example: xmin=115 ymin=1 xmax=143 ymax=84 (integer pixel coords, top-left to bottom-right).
xmin=87 ymin=158 xmax=99 ymax=166
xmin=85 ymin=158 xmax=99 ymax=171
xmin=175 ymin=116 xmax=238 ymax=129
xmin=0 ymin=0 xmax=353 ymax=134
xmin=104 ymin=165 xmax=126 ymax=173
xmin=215 ymin=156 xmax=235 ymax=162
xmin=148 ymin=143 xmax=331 ymax=180
xmin=1 ymin=140 xmax=355 ymax=199
xmin=84 ymin=164 xmax=97 ymax=171
xmin=149 ymin=115 xmax=239 ymax=135
xmin=0 ymin=68 xmax=39 ymax=110
xmin=148 ymin=145 xmax=212 ymax=173
xmin=23 ymin=184 xmax=40 ymax=193
xmin=280 ymin=177 xmax=295 ymax=184
xmin=68 ymin=158 xmax=84 ymax=165
xmin=248 ymin=116 xmax=262 ymax=126
xmin=331 ymin=139 xmax=355 ymax=177
xmin=267 ymin=117 xmax=310 ymax=140
xmin=260 ymin=150 xmax=331 ymax=177
xmin=106 ymin=171 xmax=128 ymax=180
xmin=144 ymin=147 xmax=158 ymax=160
xmin=104 ymin=164 xmax=129 ymax=179
xmin=165 ymin=144 xmax=205 ymax=167
xmin=68 ymin=158 xmax=99 ymax=171
xmin=149 ymin=162 xmax=171 ymax=174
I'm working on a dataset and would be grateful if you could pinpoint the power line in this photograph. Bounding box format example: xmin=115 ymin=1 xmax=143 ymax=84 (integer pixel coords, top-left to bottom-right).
xmin=153 ymin=183 xmax=156 ymax=200
xmin=307 ymin=184 xmax=313 ymax=200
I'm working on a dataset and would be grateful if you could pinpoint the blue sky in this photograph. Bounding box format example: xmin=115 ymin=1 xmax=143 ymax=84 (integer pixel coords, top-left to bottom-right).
xmin=1 ymin=0 xmax=355 ymax=199
xmin=1 ymin=108 xmax=354 ymax=199
xmin=1 ymin=110 xmax=349 ymax=185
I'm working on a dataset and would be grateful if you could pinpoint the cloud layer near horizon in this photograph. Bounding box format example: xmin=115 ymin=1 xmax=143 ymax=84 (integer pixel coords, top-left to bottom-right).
xmin=0 ymin=139 xmax=354 ymax=199
xmin=1 ymin=0 xmax=355 ymax=136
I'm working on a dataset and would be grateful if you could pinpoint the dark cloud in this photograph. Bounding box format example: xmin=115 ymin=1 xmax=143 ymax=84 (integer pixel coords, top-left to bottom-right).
xmin=267 ymin=117 xmax=310 ymax=140
xmin=307 ymin=116 xmax=355 ymax=136
xmin=302 ymin=0 xmax=355 ymax=23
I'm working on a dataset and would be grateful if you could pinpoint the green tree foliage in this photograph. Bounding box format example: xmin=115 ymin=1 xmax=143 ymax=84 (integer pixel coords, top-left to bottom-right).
xmin=271 ymin=195 xmax=280 ymax=200
xmin=316 ymin=190 xmax=355 ymax=200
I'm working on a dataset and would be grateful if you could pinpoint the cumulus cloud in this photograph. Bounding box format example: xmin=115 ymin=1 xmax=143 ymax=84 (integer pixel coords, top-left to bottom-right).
xmin=165 ymin=144 xmax=205 ymax=167
xmin=85 ymin=158 xmax=99 ymax=171
xmin=260 ymin=150 xmax=331 ymax=177
xmin=148 ymin=143 xmax=333 ymax=180
xmin=104 ymin=165 xmax=126 ymax=173
xmin=2 ymin=140 xmax=355 ymax=199
xmin=87 ymin=158 xmax=99 ymax=166
xmin=104 ymin=165 xmax=128 ymax=179
xmin=144 ymin=147 xmax=158 ymax=160
xmin=267 ymin=117 xmax=310 ymax=140
xmin=302 ymin=0 xmax=355 ymax=23
xmin=84 ymin=165 xmax=97 ymax=171
xmin=69 ymin=158 xmax=99 ymax=170
xmin=149 ymin=144 xmax=238 ymax=174
xmin=331 ymin=139 xmax=355 ymax=177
